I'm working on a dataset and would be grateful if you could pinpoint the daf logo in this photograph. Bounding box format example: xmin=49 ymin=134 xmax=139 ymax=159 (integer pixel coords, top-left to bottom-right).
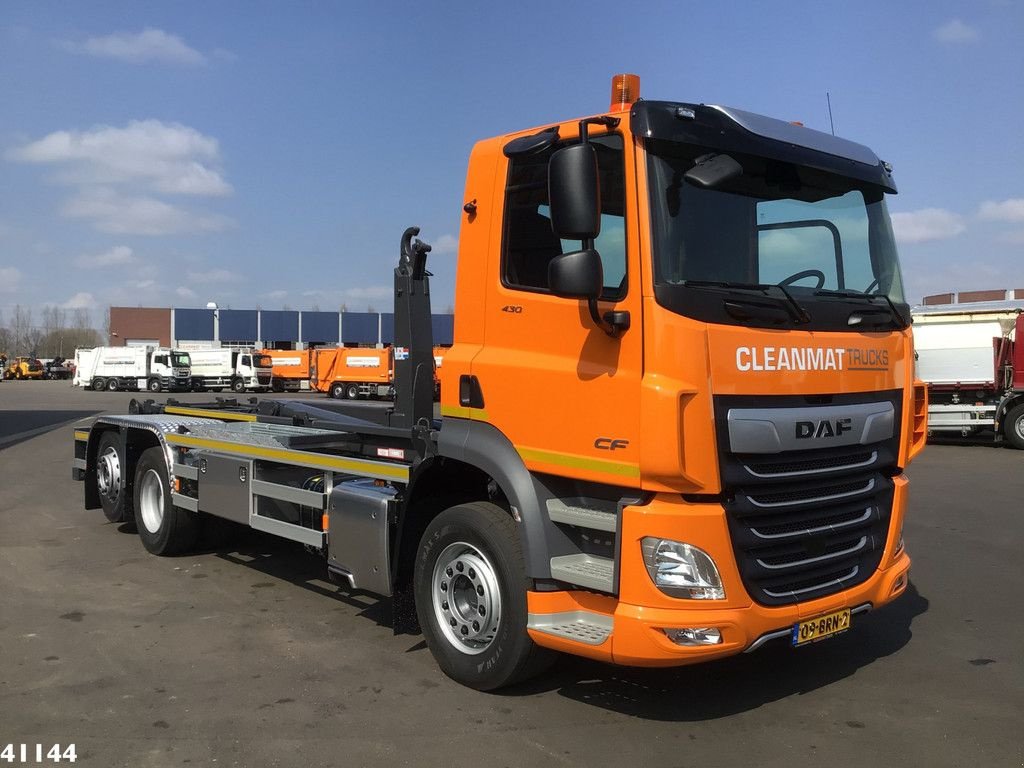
xmin=795 ymin=418 xmax=853 ymax=439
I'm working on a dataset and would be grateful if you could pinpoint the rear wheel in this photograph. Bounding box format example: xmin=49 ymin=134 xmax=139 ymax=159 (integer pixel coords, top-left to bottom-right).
xmin=413 ymin=501 xmax=555 ymax=691
xmin=106 ymin=378 xmax=120 ymax=392
xmin=345 ymin=383 xmax=360 ymax=400
xmin=133 ymin=447 xmax=199 ymax=555
xmin=92 ymin=377 xmax=105 ymax=391
xmin=147 ymin=377 xmax=162 ymax=393
xmin=1003 ymin=404 xmax=1024 ymax=449
xmin=329 ymin=382 xmax=344 ymax=399
xmin=95 ymin=431 xmax=133 ymax=523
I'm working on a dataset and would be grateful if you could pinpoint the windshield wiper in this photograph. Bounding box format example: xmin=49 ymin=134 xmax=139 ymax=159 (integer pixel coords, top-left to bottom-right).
xmin=684 ymin=280 xmax=810 ymax=323
xmin=814 ymin=289 xmax=908 ymax=328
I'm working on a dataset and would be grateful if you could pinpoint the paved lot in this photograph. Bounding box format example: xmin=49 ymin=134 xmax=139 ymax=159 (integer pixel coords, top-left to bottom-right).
xmin=1 ymin=381 xmax=1022 ymax=767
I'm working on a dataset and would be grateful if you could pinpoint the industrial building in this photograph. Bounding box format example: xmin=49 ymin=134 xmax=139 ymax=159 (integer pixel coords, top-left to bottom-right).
xmin=107 ymin=306 xmax=454 ymax=349
xmin=922 ymin=288 xmax=1024 ymax=306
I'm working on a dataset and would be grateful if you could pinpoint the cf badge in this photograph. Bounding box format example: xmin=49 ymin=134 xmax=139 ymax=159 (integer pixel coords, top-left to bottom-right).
xmin=595 ymin=437 xmax=630 ymax=451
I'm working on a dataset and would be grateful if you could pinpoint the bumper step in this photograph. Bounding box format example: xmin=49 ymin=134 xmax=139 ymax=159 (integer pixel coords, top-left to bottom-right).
xmin=528 ymin=610 xmax=613 ymax=646
xmin=546 ymin=499 xmax=617 ymax=532
xmin=550 ymin=554 xmax=615 ymax=593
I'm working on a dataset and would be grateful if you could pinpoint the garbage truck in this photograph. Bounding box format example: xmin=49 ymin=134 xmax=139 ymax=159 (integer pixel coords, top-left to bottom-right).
xmin=72 ymin=346 xmax=191 ymax=392
xmin=187 ymin=347 xmax=273 ymax=393
xmin=71 ymin=74 xmax=924 ymax=690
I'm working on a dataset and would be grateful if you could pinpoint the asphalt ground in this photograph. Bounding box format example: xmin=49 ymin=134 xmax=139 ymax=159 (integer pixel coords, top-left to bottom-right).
xmin=0 ymin=381 xmax=1021 ymax=767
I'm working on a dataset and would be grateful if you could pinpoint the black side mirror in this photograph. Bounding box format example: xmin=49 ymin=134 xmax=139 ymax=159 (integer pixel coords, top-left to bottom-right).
xmin=549 ymin=144 xmax=600 ymax=240
xmin=548 ymin=248 xmax=603 ymax=300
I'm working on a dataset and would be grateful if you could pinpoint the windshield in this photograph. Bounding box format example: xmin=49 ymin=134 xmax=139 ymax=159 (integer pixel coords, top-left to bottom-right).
xmin=171 ymin=352 xmax=190 ymax=367
xmin=647 ymin=140 xmax=906 ymax=329
xmin=255 ymin=354 xmax=273 ymax=368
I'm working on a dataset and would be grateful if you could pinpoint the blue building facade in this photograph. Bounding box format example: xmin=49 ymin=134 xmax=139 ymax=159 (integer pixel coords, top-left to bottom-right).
xmin=166 ymin=307 xmax=454 ymax=347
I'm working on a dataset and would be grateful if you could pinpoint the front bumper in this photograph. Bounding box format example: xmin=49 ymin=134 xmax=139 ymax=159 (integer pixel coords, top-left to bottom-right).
xmin=527 ymin=478 xmax=910 ymax=666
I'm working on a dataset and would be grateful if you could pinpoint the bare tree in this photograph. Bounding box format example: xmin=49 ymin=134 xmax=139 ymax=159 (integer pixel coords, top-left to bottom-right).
xmin=11 ymin=305 xmax=33 ymax=356
xmin=0 ymin=310 xmax=12 ymax=357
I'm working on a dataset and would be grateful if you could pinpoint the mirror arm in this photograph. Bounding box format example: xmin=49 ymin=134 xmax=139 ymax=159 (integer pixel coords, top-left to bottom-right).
xmin=586 ymin=298 xmax=630 ymax=338
xmin=578 ymin=115 xmax=620 ymax=146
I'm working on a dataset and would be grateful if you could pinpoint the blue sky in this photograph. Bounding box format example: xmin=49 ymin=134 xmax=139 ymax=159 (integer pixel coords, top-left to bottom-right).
xmin=1 ymin=0 xmax=1022 ymax=326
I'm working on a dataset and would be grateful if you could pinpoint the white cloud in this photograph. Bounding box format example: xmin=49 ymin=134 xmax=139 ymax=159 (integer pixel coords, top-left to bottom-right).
xmin=176 ymin=286 xmax=197 ymax=299
xmin=62 ymin=291 xmax=96 ymax=309
xmin=186 ymin=268 xmax=237 ymax=283
xmin=9 ymin=119 xmax=233 ymax=236
xmin=132 ymin=279 xmax=156 ymax=289
xmin=890 ymin=208 xmax=966 ymax=244
xmin=934 ymin=19 xmax=979 ymax=43
xmin=75 ymin=244 xmax=136 ymax=268
xmin=66 ymin=28 xmax=206 ymax=66
xmin=63 ymin=188 xmax=231 ymax=235
xmin=0 ymin=266 xmax=22 ymax=292
xmin=9 ymin=119 xmax=231 ymax=196
xmin=978 ymin=198 xmax=1024 ymax=223
xmin=266 ymin=289 xmax=288 ymax=300
xmin=341 ymin=286 xmax=392 ymax=300
xmin=432 ymin=234 xmax=458 ymax=255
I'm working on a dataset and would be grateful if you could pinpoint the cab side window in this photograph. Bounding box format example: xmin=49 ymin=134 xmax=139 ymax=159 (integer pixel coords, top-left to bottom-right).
xmin=503 ymin=134 xmax=626 ymax=299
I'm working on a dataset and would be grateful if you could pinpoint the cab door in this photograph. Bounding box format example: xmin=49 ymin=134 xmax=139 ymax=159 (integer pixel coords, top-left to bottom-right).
xmin=471 ymin=127 xmax=643 ymax=487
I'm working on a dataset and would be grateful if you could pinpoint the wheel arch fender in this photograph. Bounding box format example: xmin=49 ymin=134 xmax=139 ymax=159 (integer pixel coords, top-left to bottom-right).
xmin=434 ymin=418 xmax=564 ymax=581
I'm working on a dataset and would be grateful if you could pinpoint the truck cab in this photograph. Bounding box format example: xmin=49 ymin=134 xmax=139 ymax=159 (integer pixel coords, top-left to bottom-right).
xmin=439 ymin=75 xmax=924 ymax=666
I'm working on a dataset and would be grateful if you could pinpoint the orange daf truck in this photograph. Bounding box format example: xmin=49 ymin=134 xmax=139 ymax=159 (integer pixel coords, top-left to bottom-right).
xmin=71 ymin=75 xmax=923 ymax=690
xmin=310 ymin=347 xmax=392 ymax=399
xmin=262 ymin=348 xmax=313 ymax=392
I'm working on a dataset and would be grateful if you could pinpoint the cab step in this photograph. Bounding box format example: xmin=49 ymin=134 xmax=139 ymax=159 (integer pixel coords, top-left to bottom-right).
xmin=528 ymin=610 xmax=613 ymax=646
xmin=549 ymin=553 xmax=615 ymax=593
xmin=546 ymin=499 xmax=617 ymax=532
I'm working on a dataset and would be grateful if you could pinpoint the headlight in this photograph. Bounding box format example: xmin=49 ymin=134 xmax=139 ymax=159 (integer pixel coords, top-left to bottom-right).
xmin=641 ymin=538 xmax=725 ymax=600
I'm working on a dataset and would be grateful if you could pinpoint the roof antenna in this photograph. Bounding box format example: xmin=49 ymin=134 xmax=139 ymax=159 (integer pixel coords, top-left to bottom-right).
xmin=826 ymin=91 xmax=835 ymax=136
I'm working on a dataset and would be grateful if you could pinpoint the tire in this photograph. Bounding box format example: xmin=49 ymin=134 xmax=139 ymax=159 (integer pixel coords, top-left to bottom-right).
xmin=106 ymin=378 xmax=119 ymax=392
xmin=231 ymin=378 xmax=246 ymax=394
xmin=95 ymin=431 xmax=134 ymax=523
xmin=413 ymin=501 xmax=555 ymax=691
xmin=14 ymin=369 xmax=22 ymax=380
xmin=133 ymin=446 xmax=199 ymax=555
xmin=1003 ymin=404 xmax=1024 ymax=450
xmin=345 ymin=383 xmax=360 ymax=400
xmin=329 ymin=382 xmax=344 ymax=399
xmin=92 ymin=377 xmax=105 ymax=392
xmin=147 ymin=378 xmax=162 ymax=393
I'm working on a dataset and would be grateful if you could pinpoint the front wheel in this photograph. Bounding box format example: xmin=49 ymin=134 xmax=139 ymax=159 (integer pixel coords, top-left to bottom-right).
xmin=413 ymin=502 xmax=554 ymax=691
xmin=147 ymin=378 xmax=162 ymax=393
xmin=1003 ymin=404 xmax=1024 ymax=449
xmin=231 ymin=378 xmax=246 ymax=394
xmin=133 ymin=447 xmax=199 ymax=555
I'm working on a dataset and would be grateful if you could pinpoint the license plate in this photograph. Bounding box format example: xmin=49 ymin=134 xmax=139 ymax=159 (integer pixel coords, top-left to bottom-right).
xmin=792 ymin=608 xmax=851 ymax=646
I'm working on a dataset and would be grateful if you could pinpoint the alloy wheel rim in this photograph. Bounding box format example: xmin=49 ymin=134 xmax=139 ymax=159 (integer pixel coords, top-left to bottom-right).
xmin=431 ymin=541 xmax=502 ymax=655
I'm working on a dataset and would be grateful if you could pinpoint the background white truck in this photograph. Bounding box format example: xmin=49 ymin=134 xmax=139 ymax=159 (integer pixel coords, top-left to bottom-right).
xmin=73 ymin=346 xmax=192 ymax=392
xmin=912 ymin=300 xmax=1024 ymax=447
xmin=188 ymin=348 xmax=273 ymax=393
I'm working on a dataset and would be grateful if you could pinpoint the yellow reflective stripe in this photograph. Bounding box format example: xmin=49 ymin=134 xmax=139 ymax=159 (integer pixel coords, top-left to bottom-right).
xmin=74 ymin=430 xmax=90 ymax=441
xmin=164 ymin=406 xmax=257 ymax=422
xmin=516 ymin=446 xmax=640 ymax=479
xmin=440 ymin=404 xmax=490 ymax=421
xmin=165 ymin=433 xmax=409 ymax=481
